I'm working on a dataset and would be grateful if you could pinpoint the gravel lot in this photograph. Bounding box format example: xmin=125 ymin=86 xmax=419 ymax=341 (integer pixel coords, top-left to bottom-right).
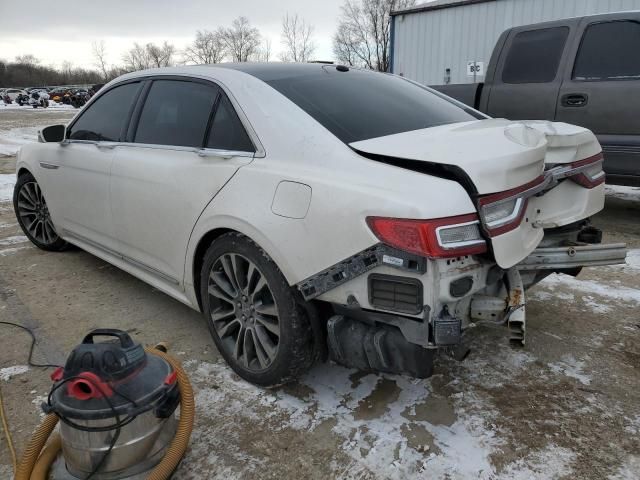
xmin=1 ymin=107 xmax=639 ymax=479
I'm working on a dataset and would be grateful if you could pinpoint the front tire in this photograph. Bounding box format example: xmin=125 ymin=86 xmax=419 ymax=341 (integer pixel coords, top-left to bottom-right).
xmin=13 ymin=172 xmax=69 ymax=251
xmin=200 ymin=233 xmax=314 ymax=387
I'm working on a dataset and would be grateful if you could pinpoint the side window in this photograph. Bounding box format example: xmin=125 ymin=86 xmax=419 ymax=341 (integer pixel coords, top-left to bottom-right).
xmin=67 ymin=82 xmax=140 ymax=141
xmin=502 ymin=27 xmax=570 ymax=84
xmin=573 ymin=21 xmax=640 ymax=81
xmin=134 ymin=80 xmax=217 ymax=148
xmin=206 ymin=95 xmax=255 ymax=152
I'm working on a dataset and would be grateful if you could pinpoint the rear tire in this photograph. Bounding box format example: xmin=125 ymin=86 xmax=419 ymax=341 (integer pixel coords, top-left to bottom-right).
xmin=13 ymin=172 xmax=69 ymax=251
xmin=200 ymin=233 xmax=314 ymax=387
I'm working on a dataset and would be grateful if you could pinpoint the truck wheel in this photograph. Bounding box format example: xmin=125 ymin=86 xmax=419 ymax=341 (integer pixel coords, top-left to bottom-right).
xmin=13 ymin=172 xmax=69 ymax=251
xmin=200 ymin=233 xmax=314 ymax=387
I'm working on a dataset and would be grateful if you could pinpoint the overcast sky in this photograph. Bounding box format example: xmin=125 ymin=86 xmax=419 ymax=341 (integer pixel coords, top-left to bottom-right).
xmin=0 ymin=0 xmax=356 ymax=69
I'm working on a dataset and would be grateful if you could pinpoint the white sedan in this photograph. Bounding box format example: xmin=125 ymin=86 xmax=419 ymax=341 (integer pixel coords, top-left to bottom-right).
xmin=14 ymin=64 xmax=626 ymax=386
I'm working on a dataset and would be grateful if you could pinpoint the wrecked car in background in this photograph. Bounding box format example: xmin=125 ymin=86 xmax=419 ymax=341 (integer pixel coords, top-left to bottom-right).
xmin=14 ymin=63 xmax=627 ymax=386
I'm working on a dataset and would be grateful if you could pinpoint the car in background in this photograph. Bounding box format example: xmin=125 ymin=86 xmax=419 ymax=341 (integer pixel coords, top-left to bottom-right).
xmin=432 ymin=11 xmax=640 ymax=186
xmin=3 ymin=88 xmax=28 ymax=101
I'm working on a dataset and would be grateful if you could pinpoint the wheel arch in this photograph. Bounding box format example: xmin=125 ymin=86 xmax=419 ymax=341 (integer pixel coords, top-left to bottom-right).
xmin=189 ymin=223 xmax=297 ymax=312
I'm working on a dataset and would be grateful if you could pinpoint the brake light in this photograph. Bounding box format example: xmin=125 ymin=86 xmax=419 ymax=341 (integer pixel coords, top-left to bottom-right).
xmin=478 ymin=175 xmax=546 ymax=237
xmin=366 ymin=214 xmax=487 ymax=258
xmin=568 ymin=152 xmax=605 ymax=188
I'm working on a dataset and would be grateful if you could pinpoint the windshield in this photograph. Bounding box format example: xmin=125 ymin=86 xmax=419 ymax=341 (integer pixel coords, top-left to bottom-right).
xmin=261 ymin=66 xmax=482 ymax=144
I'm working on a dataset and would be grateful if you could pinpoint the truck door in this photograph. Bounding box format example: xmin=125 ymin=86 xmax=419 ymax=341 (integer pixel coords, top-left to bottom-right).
xmin=555 ymin=14 xmax=640 ymax=182
xmin=483 ymin=24 xmax=574 ymax=121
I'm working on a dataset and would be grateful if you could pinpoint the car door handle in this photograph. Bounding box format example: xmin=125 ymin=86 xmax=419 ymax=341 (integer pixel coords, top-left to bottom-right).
xmin=95 ymin=142 xmax=117 ymax=149
xmin=561 ymin=93 xmax=588 ymax=107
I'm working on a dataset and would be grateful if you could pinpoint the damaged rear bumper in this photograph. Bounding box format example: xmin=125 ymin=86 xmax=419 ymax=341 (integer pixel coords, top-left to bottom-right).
xmin=517 ymin=242 xmax=627 ymax=270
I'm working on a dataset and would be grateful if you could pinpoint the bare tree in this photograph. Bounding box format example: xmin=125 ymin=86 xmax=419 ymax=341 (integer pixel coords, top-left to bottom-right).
xmin=220 ymin=16 xmax=261 ymax=62
xmin=147 ymin=41 xmax=176 ymax=68
xmin=92 ymin=40 xmax=109 ymax=82
xmin=254 ymin=37 xmax=272 ymax=62
xmin=122 ymin=42 xmax=175 ymax=71
xmin=280 ymin=13 xmax=316 ymax=62
xmin=184 ymin=30 xmax=227 ymax=64
xmin=122 ymin=43 xmax=152 ymax=71
xmin=15 ymin=54 xmax=40 ymax=66
xmin=333 ymin=0 xmax=415 ymax=71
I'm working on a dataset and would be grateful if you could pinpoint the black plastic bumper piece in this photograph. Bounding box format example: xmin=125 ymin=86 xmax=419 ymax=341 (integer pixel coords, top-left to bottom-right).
xmin=327 ymin=315 xmax=435 ymax=378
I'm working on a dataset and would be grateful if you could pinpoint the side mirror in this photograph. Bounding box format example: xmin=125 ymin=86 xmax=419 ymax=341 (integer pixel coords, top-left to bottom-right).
xmin=39 ymin=125 xmax=66 ymax=143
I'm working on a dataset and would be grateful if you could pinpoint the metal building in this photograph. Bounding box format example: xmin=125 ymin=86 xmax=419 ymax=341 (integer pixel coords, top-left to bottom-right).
xmin=390 ymin=0 xmax=640 ymax=85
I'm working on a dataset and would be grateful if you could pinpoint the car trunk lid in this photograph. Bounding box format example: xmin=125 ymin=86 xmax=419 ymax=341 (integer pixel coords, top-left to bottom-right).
xmin=351 ymin=119 xmax=605 ymax=268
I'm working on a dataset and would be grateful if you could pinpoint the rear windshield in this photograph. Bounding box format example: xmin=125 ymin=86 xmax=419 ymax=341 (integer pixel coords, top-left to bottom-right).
xmin=263 ymin=67 xmax=481 ymax=144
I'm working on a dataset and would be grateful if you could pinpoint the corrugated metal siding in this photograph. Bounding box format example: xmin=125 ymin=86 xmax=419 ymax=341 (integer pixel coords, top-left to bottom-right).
xmin=392 ymin=0 xmax=640 ymax=84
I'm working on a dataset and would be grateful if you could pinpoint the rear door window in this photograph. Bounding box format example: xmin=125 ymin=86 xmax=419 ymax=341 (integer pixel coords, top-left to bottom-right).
xmin=68 ymin=82 xmax=141 ymax=141
xmin=134 ymin=80 xmax=218 ymax=148
xmin=502 ymin=27 xmax=570 ymax=84
xmin=573 ymin=21 xmax=640 ymax=81
xmin=206 ymin=95 xmax=254 ymax=152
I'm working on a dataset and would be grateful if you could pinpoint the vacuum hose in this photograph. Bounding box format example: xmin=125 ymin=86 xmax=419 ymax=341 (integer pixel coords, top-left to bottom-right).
xmin=14 ymin=345 xmax=195 ymax=480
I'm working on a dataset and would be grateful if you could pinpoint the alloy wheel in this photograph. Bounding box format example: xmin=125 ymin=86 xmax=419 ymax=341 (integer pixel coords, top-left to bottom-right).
xmin=16 ymin=181 xmax=59 ymax=245
xmin=207 ymin=253 xmax=281 ymax=371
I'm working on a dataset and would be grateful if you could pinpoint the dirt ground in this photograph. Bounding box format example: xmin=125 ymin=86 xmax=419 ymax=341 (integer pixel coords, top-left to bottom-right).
xmin=0 ymin=108 xmax=639 ymax=479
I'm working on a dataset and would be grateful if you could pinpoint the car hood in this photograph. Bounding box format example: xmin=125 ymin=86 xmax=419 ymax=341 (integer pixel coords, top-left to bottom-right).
xmin=349 ymin=119 xmax=549 ymax=195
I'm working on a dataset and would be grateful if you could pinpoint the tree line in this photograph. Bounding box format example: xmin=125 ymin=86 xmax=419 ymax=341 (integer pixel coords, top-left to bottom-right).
xmin=1 ymin=0 xmax=414 ymax=88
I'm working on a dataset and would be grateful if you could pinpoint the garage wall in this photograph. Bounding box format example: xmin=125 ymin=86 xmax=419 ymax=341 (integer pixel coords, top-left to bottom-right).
xmin=391 ymin=0 xmax=640 ymax=85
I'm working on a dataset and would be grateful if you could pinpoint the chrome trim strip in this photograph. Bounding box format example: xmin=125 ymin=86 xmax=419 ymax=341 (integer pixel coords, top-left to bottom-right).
xmin=62 ymin=229 xmax=180 ymax=285
xmin=39 ymin=162 xmax=59 ymax=170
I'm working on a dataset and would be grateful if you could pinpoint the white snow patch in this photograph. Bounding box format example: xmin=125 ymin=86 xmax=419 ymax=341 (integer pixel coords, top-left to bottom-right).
xmin=0 ymin=102 xmax=75 ymax=111
xmin=605 ymin=249 xmax=640 ymax=272
xmin=548 ymin=354 xmax=591 ymax=385
xmin=582 ymin=295 xmax=612 ymax=313
xmin=608 ymin=456 xmax=640 ymax=480
xmin=529 ymin=289 xmax=575 ymax=302
xmin=0 ymin=246 xmax=30 ymax=256
xmin=0 ymin=126 xmax=40 ymax=157
xmin=0 ymin=365 xmax=29 ymax=381
xmin=0 ymin=235 xmax=28 ymax=246
xmin=541 ymin=273 xmax=640 ymax=306
xmin=0 ymin=173 xmax=16 ymax=202
xmin=189 ymin=360 xmax=503 ymax=479
xmin=495 ymin=444 xmax=576 ymax=480
xmin=606 ymin=184 xmax=640 ymax=202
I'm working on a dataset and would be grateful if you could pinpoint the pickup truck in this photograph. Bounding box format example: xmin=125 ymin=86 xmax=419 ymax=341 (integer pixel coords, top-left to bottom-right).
xmin=431 ymin=11 xmax=640 ymax=187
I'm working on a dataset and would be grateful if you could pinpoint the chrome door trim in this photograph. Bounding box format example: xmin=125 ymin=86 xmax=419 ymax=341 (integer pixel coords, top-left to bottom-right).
xmin=63 ymin=229 xmax=180 ymax=286
xmin=39 ymin=162 xmax=59 ymax=170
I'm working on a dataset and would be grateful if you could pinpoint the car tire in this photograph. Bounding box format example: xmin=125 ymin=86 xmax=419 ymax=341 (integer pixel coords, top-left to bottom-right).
xmin=200 ymin=232 xmax=314 ymax=387
xmin=13 ymin=172 xmax=69 ymax=251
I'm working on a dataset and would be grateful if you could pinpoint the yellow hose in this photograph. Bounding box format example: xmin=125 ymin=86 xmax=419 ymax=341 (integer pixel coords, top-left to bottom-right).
xmin=14 ymin=346 xmax=194 ymax=480
xmin=0 ymin=384 xmax=18 ymax=473
xmin=30 ymin=434 xmax=61 ymax=480
xmin=14 ymin=413 xmax=58 ymax=480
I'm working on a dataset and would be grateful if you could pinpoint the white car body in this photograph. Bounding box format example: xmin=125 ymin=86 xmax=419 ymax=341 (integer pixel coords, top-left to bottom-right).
xmin=14 ymin=64 xmax=626 ymax=382
xmin=4 ymin=88 xmax=28 ymax=101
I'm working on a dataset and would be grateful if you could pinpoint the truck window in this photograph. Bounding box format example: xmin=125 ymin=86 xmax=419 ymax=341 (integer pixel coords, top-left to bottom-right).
xmin=502 ymin=27 xmax=569 ymax=84
xmin=573 ymin=21 xmax=640 ymax=81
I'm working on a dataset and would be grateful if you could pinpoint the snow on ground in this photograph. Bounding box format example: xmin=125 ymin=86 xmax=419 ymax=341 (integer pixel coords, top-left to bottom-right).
xmin=540 ymin=273 xmax=640 ymax=306
xmin=548 ymin=354 xmax=592 ymax=386
xmin=608 ymin=456 xmax=640 ymax=480
xmin=0 ymin=235 xmax=27 ymax=246
xmin=0 ymin=365 xmax=29 ymax=381
xmin=606 ymin=184 xmax=640 ymax=202
xmin=0 ymin=102 xmax=75 ymax=112
xmin=0 ymin=126 xmax=41 ymax=157
xmin=0 ymin=174 xmax=16 ymax=202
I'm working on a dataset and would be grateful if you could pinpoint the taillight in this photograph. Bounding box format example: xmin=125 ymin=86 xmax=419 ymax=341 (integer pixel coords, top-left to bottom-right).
xmin=478 ymin=175 xmax=546 ymax=237
xmin=567 ymin=152 xmax=605 ymax=188
xmin=366 ymin=214 xmax=487 ymax=258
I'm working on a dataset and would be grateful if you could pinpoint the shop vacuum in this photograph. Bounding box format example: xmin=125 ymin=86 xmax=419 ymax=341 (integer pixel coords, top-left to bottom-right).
xmin=14 ymin=329 xmax=195 ymax=480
